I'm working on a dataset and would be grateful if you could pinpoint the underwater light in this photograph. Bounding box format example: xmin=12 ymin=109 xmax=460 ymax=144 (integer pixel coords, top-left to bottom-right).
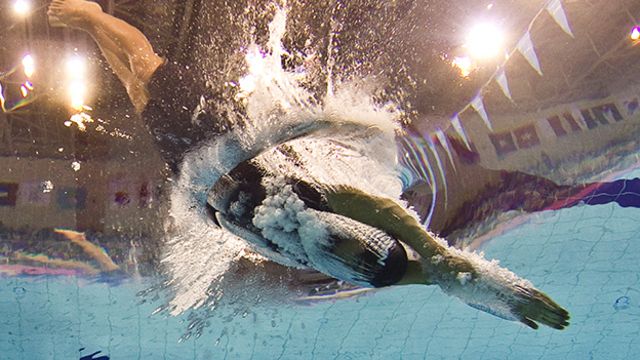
xmin=464 ymin=22 xmax=504 ymax=60
xmin=631 ymin=26 xmax=640 ymax=41
xmin=13 ymin=0 xmax=30 ymax=16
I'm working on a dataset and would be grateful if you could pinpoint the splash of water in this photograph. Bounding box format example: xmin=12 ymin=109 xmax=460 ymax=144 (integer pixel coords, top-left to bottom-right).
xmin=161 ymin=6 xmax=406 ymax=316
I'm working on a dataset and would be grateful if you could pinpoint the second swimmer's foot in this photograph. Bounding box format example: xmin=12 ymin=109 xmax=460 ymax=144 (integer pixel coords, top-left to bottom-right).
xmin=48 ymin=14 xmax=66 ymax=28
xmin=47 ymin=0 xmax=102 ymax=29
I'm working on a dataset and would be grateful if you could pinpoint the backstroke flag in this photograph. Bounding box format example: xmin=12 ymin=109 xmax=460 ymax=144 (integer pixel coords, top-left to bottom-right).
xmin=517 ymin=32 xmax=543 ymax=76
xmin=546 ymin=0 xmax=573 ymax=37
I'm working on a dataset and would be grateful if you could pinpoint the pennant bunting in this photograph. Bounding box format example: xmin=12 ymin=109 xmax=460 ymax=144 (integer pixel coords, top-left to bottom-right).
xmin=451 ymin=115 xmax=471 ymax=150
xmin=434 ymin=129 xmax=457 ymax=172
xmin=517 ymin=32 xmax=543 ymax=76
xmin=546 ymin=0 xmax=573 ymax=37
xmin=471 ymin=95 xmax=493 ymax=130
xmin=495 ymin=69 xmax=513 ymax=101
xmin=450 ymin=0 xmax=573 ymax=150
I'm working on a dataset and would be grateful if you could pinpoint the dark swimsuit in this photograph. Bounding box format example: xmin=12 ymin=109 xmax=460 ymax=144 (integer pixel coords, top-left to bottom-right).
xmin=141 ymin=60 xmax=222 ymax=174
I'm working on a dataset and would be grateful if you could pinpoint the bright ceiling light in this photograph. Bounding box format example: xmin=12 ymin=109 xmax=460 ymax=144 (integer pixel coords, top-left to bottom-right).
xmin=66 ymin=55 xmax=87 ymax=78
xmin=22 ymin=54 xmax=35 ymax=78
xmin=65 ymin=55 xmax=89 ymax=111
xmin=13 ymin=0 xmax=31 ymax=16
xmin=631 ymin=26 xmax=640 ymax=41
xmin=452 ymin=56 xmax=474 ymax=77
xmin=464 ymin=22 xmax=504 ymax=60
xmin=68 ymin=81 xmax=87 ymax=111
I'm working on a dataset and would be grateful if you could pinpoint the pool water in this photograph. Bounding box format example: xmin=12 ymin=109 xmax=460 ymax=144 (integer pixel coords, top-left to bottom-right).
xmin=2 ymin=1 xmax=640 ymax=359
xmin=2 ymin=171 xmax=638 ymax=359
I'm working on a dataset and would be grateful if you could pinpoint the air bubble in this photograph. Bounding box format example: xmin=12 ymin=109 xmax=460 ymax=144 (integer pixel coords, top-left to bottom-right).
xmin=613 ymin=296 xmax=630 ymax=311
xmin=13 ymin=287 xmax=26 ymax=298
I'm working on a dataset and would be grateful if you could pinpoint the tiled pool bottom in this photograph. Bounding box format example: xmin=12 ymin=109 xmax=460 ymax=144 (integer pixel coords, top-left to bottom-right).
xmin=1 ymin=200 xmax=639 ymax=360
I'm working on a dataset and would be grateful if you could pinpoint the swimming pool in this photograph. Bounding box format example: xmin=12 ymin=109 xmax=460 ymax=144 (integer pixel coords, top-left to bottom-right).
xmin=2 ymin=1 xmax=640 ymax=359
xmin=2 ymin=169 xmax=639 ymax=359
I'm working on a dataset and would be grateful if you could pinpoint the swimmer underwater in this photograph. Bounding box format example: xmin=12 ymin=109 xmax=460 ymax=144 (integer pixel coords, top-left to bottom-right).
xmin=47 ymin=0 xmax=569 ymax=330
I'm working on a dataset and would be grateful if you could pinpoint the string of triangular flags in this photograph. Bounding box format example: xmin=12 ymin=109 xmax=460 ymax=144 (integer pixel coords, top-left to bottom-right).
xmin=430 ymin=0 xmax=574 ymax=168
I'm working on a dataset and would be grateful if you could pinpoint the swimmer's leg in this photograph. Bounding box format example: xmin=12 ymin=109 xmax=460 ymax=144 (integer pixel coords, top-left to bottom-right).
xmin=47 ymin=0 xmax=163 ymax=112
xmin=54 ymin=228 xmax=120 ymax=272
xmin=323 ymin=186 xmax=570 ymax=330
xmin=13 ymin=252 xmax=99 ymax=274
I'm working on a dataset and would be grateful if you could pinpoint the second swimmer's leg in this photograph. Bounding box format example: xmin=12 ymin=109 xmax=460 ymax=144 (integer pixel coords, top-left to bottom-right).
xmin=48 ymin=0 xmax=163 ymax=111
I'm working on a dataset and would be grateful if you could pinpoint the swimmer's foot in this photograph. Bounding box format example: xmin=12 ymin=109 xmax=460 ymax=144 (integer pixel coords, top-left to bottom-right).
xmin=510 ymin=286 xmax=570 ymax=330
xmin=54 ymin=228 xmax=88 ymax=245
xmin=47 ymin=14 xmax=66 ymax=28
xmin=433 ymin=254 xmax=570 ymax=330
xmin=47 ymin=0 xmax=102 ymax=29
xmin=322 ymin=186 xmax=570 ymax=330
